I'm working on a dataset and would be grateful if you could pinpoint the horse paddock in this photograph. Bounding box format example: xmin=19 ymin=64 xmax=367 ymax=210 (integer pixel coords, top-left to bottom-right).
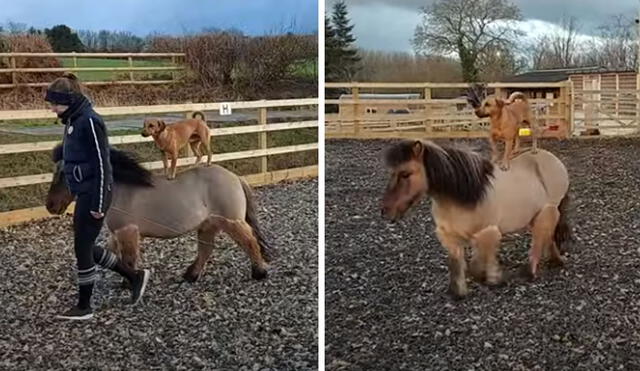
xmin=0 ymin=179 xmax=317 ymax=370
xmin=326 ymin=137 xmax=640 ymax=370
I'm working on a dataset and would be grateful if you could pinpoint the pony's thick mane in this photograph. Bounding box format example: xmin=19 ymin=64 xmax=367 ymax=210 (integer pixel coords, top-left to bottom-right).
xmin=52 ymin=144 xmax=154 ymax=187
xmin=385 ymin=140 xmax=494 ymax=206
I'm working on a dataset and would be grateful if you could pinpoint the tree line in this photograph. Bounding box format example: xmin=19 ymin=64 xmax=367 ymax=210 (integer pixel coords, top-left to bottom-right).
xmin=325 ymin=0 xmax=640 ymax=82
xmin=0 ymin=22 xmax=257 ymax=53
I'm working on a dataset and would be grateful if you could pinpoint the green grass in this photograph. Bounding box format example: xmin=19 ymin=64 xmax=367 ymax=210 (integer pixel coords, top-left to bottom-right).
xmin=60 ymin=57 xmax=173 ymax=81
xmin=291 ymin=59 xmax=318 ymax=80
xmin=0 ymin=125 xmax=317 ymax=212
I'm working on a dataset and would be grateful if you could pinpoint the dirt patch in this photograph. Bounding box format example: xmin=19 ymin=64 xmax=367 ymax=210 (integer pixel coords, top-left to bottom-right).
xmin=0 ymin=179 xmax=318 ymax=370
xmin=325 ymin=137 xmax=640 ymax=370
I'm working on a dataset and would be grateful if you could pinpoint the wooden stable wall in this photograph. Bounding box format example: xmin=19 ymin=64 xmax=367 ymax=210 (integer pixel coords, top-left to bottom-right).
xmin=0 ymin=98 xmax=318 ymax=228
xmin=325 ymin=82 xmax=573 ymax=139
xmin=0 ymin=52 xmax=185 ymax=88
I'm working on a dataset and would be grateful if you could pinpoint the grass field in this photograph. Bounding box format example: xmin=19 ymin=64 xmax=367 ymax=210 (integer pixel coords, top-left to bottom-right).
xmin=58 ymin=57 xmax=318 ymax=82
xmin=0 ymin=123 xmax=317 ymax=212
xmin=60 ymin=57 xmax=174 ymax=81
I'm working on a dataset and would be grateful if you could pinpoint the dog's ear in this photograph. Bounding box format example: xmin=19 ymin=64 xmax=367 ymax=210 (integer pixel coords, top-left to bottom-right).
xmin=496 ymin=99 xmax=505 ymax=108
xmin=412 ymin=140 xmax=424 ymax=159
xmin=158 ymin=120 xmax=166 ymax=131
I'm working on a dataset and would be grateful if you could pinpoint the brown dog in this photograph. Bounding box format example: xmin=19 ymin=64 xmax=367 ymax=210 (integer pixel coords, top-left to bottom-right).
xmin=141 ymin=111 xmax=212 ymax=179
xmin=470 ymin=90 xmax=538 ymax=170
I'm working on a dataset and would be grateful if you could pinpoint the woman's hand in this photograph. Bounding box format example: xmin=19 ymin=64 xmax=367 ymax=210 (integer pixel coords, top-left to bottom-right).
xmin=90 ymin=211 xmax=105 ymax=219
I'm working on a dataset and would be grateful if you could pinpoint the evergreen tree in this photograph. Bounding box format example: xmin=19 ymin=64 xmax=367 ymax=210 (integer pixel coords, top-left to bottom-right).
xmin=325 ymin=15 xmax=341 ymax=81
xmin=45 ymin=25 xmax=85 ymax=52
xmin=330 ymin=1 xmax=360 ymax=80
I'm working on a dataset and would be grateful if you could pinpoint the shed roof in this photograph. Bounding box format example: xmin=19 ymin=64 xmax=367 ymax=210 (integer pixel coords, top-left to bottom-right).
xmin=504 ymin=66 xmax=637 ymax=83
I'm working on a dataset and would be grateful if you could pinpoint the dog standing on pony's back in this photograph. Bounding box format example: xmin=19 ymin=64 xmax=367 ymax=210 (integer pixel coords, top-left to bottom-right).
xmin=141 ymin=111 xmax=212 ymax=180
xmin=467 ymin=85 xmax=538 ymax=171
xmin=381 ymin=139 xmax=572 ymax=298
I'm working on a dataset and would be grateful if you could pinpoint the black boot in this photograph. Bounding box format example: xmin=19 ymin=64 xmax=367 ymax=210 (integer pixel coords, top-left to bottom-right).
xmin=56 ymin=283 xmax=94 ymax=320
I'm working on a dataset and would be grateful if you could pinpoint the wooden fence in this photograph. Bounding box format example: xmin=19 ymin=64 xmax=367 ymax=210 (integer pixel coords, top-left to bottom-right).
xmin=0 ymin=98 xmax=318 ymax=227
xmin=0 ymin=52 xmax=185 ymax=88
xmin=325 ymin=82 xmax=573 ymax=139
xmin=572 ymin=87 xmax=640 ymax=136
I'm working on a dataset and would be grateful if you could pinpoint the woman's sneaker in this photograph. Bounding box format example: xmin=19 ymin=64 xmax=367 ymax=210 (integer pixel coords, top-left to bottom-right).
xmin=131 ymin=269 xmax=150 ymax=305
xmin=55 ymin=306 xmax=93 ymax=320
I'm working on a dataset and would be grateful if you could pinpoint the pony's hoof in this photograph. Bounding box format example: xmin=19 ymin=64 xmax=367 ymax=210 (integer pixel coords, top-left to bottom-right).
xmin=519 ymin=264 xmax=537 ymax=281
xmin=549 ymin=257 xmax=566 ymax=268
xmin=448 ymin=283 xmax=468 ymax=300
xmin=183 ymin=266 xmax=201 ymax=283
xmin=468 ymin=263 xmax=486 ymax=282
xmin=251 ymin=266 xmax=268 ymax=280
xmin=485 ymin=272 xmax=504 ymax=287
xmin=121 ymin=278 xmax=132 ymax=289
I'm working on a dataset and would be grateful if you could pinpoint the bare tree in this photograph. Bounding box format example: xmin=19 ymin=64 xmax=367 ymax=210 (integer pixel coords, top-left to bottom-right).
xmin=550 ymin=15 xmax=580 ymax=67
xmin=412 ymin=0 xmax=523 ymax=82
xmin=585 ymin=14 xmax=638 ymax=69
xmin=529 ymin=35 xmax=553 ymax=69
xmin=526 ymin=15 xmax=581 ymax=69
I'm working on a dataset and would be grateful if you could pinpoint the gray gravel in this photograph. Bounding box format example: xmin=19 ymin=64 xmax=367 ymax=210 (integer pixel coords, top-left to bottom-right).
xmin=326 ymin=138 xmax=640 ymax=371
xmin=0 ymin=179 xmax=318 ymax=370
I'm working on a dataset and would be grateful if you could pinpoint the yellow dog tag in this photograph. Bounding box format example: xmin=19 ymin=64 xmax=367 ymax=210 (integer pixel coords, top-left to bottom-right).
xmin=519 ymin=128 xmax=531 ymax=136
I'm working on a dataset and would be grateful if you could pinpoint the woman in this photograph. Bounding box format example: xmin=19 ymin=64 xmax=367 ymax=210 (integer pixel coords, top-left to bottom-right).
xmin=45 ymin=72 xmax=150 ymax=320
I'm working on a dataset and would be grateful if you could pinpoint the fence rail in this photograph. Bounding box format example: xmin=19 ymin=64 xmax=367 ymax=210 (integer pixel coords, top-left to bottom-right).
xmin=325 ymin=81 xmax=573 ymax=139
xmin=0 ymin=52 xmax=186 ymax=88
xmin=0 ymin=98 xmax=318 ymax=227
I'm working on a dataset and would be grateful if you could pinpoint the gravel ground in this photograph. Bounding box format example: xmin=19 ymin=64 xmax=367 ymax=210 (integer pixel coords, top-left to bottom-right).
xmin=326 ymin=138 xmax=640 ymax=371
xmin=0 ymin=179 xmax=318 ymax=370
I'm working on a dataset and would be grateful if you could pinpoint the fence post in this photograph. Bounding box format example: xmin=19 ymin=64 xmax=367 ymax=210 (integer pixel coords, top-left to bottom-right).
xmin=615 ymin=74 xmax=620 ymax=118
xmin=10 ymin=56 xmax=16 ymax=87
xmin=352 ymin=86 xmax=360 ymax=136
xmin=72 ymin=52 xmax=78 ymax=69
xmin=171 ymin=55 xmax=176 ymax=82
xmin=128 ymin=56 xmax=134 ymax=82
xmin=183 ymin=112 xmax=193 ymax=157
xmin=569 ymin=80 xmax=575 ymax=136
xmin=424 ymin=86 xmax=432 ymax=134
xmin=259 ymin=107 xmax=268 ymax=174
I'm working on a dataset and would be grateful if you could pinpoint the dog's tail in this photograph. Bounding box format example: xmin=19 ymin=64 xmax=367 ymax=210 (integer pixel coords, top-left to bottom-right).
xmin=240 ymin=178 xmax=274 ymax=263
xmin=191 ymin=111 xmax=206 ymax=121
xmin=554 ymin=192 xmax=574 ymax=253
xmin=507 ymin=91 xmax=527 ymax=104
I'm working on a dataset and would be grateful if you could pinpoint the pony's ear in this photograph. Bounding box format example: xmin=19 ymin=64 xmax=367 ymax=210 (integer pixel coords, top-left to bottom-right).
xmin=412 ymin=140 xmax=424 ymax=159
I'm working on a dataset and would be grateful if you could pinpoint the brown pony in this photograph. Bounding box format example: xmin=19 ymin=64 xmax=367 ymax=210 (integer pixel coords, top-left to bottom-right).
xmin=381 ymin=140 xmax=572 ymax=298
xmin=46 ymin=144 xmax=273 ymax=282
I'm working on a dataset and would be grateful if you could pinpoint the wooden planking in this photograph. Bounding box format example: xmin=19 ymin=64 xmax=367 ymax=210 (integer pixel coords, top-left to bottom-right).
xmin=326 ymin=98 xmax=562 ymax=105
xmin=0 ymin=120 xmax=318 ymax=155
xmin=0 ymin=165 xmax=317 ymax=229
xmin=0 ymin=66 xmax=183 ymax=73
xmin=0 ymin=80 xmax=176 ymax=88
xmin=0 ymin=52 xmax=184 ymax=57
xmin=326 ymin=81 xmax=570 ymax=89
xmin=0 ymin=143 xmax=318 ymax=189
xmin=0 ymin=98 xmax=318 ymax=121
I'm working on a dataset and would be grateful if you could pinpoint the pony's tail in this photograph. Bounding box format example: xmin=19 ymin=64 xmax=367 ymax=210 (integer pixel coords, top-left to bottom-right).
xmin=554 ymin=193 xmax=574 ymax=253
xmin=191 ymin=111 xmax=206 ymax=121
xmin=507 ymin=91 xmax=527 ymax=104
xmin=240 ymin=179 xmax=274 ymax=262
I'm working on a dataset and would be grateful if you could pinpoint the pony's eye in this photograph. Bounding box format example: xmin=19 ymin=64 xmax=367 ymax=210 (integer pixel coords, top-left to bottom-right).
xmin=400 ymin=172 xmax=411 ymax=179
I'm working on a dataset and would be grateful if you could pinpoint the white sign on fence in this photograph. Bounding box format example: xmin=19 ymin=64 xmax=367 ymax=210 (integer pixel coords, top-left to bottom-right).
xmin=219 ymin=103 xmax=232 ymax=116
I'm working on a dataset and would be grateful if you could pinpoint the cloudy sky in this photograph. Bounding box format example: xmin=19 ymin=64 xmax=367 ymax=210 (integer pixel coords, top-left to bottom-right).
xmin=2 ymin=0 xmax=318 ymax=35
xmin=326 ymin=0 xmax=639 ymax=52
